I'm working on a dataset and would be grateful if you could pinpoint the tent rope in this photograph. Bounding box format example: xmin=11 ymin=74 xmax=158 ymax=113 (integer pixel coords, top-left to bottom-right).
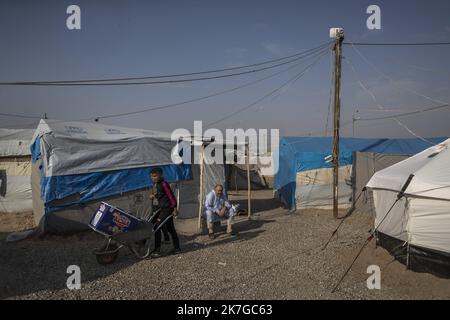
xmin=321 ymin=187 xmax=367 ymax=251
xmin=330 ymin=174 xmax=415 ymax=293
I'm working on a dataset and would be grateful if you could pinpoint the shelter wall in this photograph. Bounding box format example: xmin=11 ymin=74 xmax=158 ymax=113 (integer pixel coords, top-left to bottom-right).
xmin=0 ymin=156 xmax=32 ymax=214
xmin=295 ymin=165 xmax=352 ymax=210
xmin=353 ymin=152 xmax=409 ymax=214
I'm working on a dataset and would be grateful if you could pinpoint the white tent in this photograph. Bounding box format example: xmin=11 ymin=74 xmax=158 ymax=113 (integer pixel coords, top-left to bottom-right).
xmin=0 ymin=128 xmax=34 ymax=214
xmin=367 ymin=138 xmax=450 ymax=276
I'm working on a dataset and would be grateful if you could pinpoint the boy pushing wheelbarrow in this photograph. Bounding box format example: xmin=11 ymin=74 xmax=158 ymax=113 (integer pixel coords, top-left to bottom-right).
xmin=149 ymin=167 xmax=181 ymax=258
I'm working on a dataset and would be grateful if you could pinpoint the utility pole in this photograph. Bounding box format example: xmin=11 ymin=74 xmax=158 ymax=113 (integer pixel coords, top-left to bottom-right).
xmin=330 ymin=28 xmax=344 ymax=219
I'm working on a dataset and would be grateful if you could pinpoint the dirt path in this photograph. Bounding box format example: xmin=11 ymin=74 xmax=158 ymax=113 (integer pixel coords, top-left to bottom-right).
xmin=1 ymin=190 xmax=449 ymax=299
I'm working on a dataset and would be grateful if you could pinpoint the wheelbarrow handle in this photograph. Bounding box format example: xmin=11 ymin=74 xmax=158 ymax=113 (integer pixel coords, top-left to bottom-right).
xmin=146 ymin=208 xmax=161 ymax=223
xmin=152 ymin=214 xmax=173 ymax=233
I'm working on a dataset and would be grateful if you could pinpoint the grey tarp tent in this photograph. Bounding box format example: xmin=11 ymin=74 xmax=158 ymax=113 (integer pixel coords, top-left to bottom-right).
xmin=0 ymin=128 xmax=35 ymax=215
xmin=31 ymin=120 xmax=252 ymax=233
xmin=31 ymin=119 xmax=192 ymax=233
xmin=351 ymin=152 xmax=410 ymax=215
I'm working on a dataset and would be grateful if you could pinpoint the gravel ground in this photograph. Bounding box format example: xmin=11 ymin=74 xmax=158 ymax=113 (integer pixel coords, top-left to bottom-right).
xmin=1 ymin=190 xmax=450 ymax=300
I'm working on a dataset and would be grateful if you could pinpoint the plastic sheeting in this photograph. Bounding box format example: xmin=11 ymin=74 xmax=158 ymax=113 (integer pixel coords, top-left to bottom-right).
xmin=352 ymin=152 xmax=409 ymax=215
xmin=409 ymin=197 xmax=450 ymax=254
xmin=31 ymin=120 xmax=192 ymax=206
xmin=295 ymin=165 xmax=352 ymax=210
xmin=32 ymin=120 xmax=178 ymax=177
xmin=373 ymin=189 xmax=409 ymax=242
xmin=0 ymin=175 xmax=32 ymax=213
xmin=368 ymin=138 xmax=450 ymax=257
xmin=367 ymin=138 xmax=450 ymax=199
xmin=226 ymin=164 xmax=267 ymax=191
xmin=275 ymin=136 xmax=447 ymax=209
xmin=0 ymin=129 xmax=34 ymax=157
xmin=31 ymin=120 xmax=193 ymax=232
xmin=0 ymin=129 xmax=34 ymax=214
xmin=41 ymin=164 xmax=191 ymax=210
xmin=0 ymin=157 xmax=32 ymax=213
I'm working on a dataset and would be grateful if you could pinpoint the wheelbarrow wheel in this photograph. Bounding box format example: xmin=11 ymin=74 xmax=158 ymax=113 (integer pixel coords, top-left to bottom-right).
xmin=94 ymin=242 xmax=119 ymax=265
xmin=96 ymin=250 xmax=119 ymax=265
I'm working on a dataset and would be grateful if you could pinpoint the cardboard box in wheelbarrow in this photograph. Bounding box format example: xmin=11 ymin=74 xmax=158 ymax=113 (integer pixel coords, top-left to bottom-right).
xmin=89 ymin=202 xmax=153 ymax=244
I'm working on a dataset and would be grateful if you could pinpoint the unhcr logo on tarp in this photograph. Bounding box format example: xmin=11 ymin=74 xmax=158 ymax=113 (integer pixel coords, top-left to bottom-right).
xmin=170 ymin=121 xmax=279 ymax=174
xmin=64 ymin=126 xmax=88 ymax=135
xmin=104 ymin=128 xmax=125 ymax=135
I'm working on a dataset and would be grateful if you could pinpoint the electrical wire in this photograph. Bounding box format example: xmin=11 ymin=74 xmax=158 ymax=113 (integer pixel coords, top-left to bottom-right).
xmin=89 ymin=45 xmax=332 ymax=121
xmin=344 ymin=52 xmax=439 ymax=145
xmin=349 ymin=43 xmax=449 ymax=106
xmin=355 ymin=103 xmax=450 ymax=121
xmin=203 ymin=49 xmax=329 ymax=128
xmin=0 ymin=112 xmax=43 ymax=119
xmin=344 ymin=41 xmax=450 ymax=46
xmin=0 ymin=45 xmax=332 ymax=121
xmin=0 ymin=42 xmax=332 ymax=86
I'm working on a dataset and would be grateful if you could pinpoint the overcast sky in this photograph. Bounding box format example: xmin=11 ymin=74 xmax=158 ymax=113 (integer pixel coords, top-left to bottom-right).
xmin=1 ymin=0 xmax=449 ymax=138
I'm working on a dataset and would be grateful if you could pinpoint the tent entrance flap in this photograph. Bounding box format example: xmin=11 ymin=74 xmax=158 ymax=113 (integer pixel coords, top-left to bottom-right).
xmin=196 ymin=143 xmax=252 ymax=230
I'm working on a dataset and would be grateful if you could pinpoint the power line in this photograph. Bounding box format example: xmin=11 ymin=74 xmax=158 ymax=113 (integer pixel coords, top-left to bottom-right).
xmin=0 ymin=45 xmax=332 ymax=121
xmin=349 ymin=43 xmax=449 ymax=106
xmin=0 ymin=42 xmax=332 ymax=86
xmin=0 ymin=112 xmax=43 ymax=119
xmin=204 ymin=49 xmax=329 ymax=128
xmin=356 ymin=103 xmax=450 ymax=121
xmin=344 ymin=53 xmax=438 ymax=145
xmin=344 ymin=41 xmax=450 ymax=46
xmin=86 ymin=46 xmax=332 ymax=121
xmin=302 ymin=119 xmax=354 ymax=137
xmin=0 ymin=120 xmax=41 ymax=129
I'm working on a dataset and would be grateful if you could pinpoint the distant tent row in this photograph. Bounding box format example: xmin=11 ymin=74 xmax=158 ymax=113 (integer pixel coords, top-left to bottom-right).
xmin=30 ymin=120 xmax=253 ymax=233
xmin=274 ymin=136 xmax=447 ymax=211
xmin=0 ymin=129 xmax=34 ymax=215
xmin=367 ymin=138 xmax=450 ymax=277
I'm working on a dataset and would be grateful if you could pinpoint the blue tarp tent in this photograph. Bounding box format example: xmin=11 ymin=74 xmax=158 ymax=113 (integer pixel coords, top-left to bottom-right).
xmin=31 ymin=119 xmax=192 ymax=233
xmin=274 ymin=136 xmax=447 ymax=209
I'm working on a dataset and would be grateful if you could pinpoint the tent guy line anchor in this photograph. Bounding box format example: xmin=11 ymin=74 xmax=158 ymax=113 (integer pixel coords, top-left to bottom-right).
xmin=330 ymin=174 xmax=415 ymax=293
xmin=321 ymin=187 xmax=367 ymax=251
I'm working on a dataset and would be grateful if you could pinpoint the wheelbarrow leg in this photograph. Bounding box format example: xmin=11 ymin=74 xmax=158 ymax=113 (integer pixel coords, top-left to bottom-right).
xmin=94 ymin=237 xmax=120 ymax=265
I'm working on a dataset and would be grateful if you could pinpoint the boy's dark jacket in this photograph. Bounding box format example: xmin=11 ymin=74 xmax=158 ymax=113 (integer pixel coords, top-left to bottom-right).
xmin=153 ymin=179 xmax=177 ymax=209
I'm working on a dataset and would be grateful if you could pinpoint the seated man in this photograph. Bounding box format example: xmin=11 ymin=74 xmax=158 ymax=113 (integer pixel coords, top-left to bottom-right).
xmin=203 ymin=184 xmax=237 ymax=239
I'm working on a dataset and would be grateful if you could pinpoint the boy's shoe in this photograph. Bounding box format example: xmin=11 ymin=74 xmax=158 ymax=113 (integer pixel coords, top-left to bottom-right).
xmin=150 ymin=250 xmax=162 ymax=258
xmin=169 ymin=247 xmax=182 ymax=255
xmin=208 ymin=232 xmax=215 ymax=240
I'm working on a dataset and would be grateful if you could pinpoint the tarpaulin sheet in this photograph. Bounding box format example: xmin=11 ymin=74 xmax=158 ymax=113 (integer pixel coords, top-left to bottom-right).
xmin=0 ymin=129 xmax=34 ymax=157
xmin=275 ymin=136 xmax=447 ymax=209
xmin=30 ymin=120 xmax=193 ymax=211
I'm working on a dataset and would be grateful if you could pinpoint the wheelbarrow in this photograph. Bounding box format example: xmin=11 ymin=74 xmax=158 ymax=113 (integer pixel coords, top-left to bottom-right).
xmin=88 ymin=202 xmax=172 ymax=265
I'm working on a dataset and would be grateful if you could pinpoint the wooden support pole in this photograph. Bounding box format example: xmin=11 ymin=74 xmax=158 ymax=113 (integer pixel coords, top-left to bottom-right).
xmin=246 ymin=144 xmax=252 ymax=220
xmin=197 ymin=145 xmax=205 ymax=230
